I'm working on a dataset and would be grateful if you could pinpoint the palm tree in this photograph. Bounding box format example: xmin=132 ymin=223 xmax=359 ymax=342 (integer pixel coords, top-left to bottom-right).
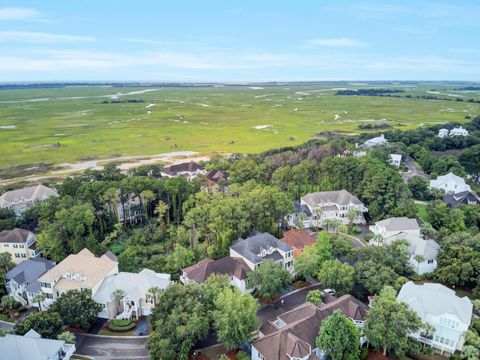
xmin=371 ymin=234 xmax=384 ymax=246
xmin=112 ymin=289 xmax=124 ymax=313
xmin=461 ymin=345 xmax=479 ymax=360
xmin=32 ymin=293 xmax=45 ymax=311
xmin=147 ymin=287 xmax=162 ymax=307
xmin=0 ymin=252 xmax=12 ymax=273
xmin=346 ymin=208 xmax=362 ymax=229
xmin=420 ymin=323 xmax=435 ymax=350
xmin=140 ymin=190 xmax=155 ymax=220
xmin=413 ymin=254 xmax=425 ymax=274
xmin=154 ymin=201 xmax=169 ymax=228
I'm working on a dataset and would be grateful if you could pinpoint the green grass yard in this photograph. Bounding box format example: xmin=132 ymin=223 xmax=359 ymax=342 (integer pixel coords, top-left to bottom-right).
xmin=0 ymin=82 xmax=478 ymax=171
xmin=415 ymin=202 xmax=430 ymax=222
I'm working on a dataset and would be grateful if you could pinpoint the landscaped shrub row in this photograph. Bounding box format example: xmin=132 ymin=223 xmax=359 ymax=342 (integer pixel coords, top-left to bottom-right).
xmin=107 ymin=319 xmax=136 ymax=332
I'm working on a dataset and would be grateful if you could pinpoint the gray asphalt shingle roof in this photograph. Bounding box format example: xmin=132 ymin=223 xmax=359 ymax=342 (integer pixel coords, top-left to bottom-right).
xmin=6 ymin=258 xmax=56 ymax=290
xmin=230 ymin=232 xmax=292 ymax=264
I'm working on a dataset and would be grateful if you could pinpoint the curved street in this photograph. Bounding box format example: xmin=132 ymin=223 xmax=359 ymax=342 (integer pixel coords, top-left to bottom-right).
xmin=75 ymin=334 xmax=149 ymax=360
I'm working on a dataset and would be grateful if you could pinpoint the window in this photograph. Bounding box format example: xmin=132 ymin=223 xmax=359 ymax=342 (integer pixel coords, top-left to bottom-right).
xmin=3 ymin=244 xmax=9 ymax=247
xmin=15 ymin=253 xmax=20 ymax=258
xmin=45 ymin=293 xmax=53 ymax=299
xmin=427 ymin=259 xmax=434 ymax=264
xmin=434 ymin=335 xmax=439 ymax=342
xmin=257 ymin=352 xmax=265 ymax=360
xmin=21 ymin=253 xmax=26 ymax=258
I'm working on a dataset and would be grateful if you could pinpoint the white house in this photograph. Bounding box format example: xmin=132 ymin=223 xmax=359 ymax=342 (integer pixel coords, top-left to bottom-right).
xmin=0 ymin=329 xmax=75 ymax=360
xmin=389 ymin=154 xmax=402 ymax=168
xmin=93 ymin=269 xmax=172 ymax=320
xmin=288 ymin=190 xmax=368 ymax=228
xmin=180 ymin=256 xmax=251 ymax=294
xmin=438 ymin=128 xmax=449 ymax=138
xmin=397 ymin=282 xmax=473 ymax=355
xmin=362 ymin=134 xmax=388 ymax=148
xmin=0 ymin=185 xmax=58 ymax=217
xmin=438 ymin=127 xmax=469 ymax=138
xmin=429 ymin=172 xmax=471 ymax=194
xmin=370 ymin=217 xmax=421 ymax=239
xmin=370 ymin=218 xmax=440 ymax=274
xmin=230 ymin=231 xmax=294 ymax=272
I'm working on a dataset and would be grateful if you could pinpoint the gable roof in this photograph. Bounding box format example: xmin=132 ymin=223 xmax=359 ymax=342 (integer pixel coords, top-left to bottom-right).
xmin=385 ymin=232 xmax=440 ymax=260
xmin=0 ymin=228 xmax=33 ymax=244
xmin=430 ymin=172 xmax=471 ymax=191
xmin=443 ymin=191 xmax=480 ymax=208
xmin=230 ymin=232 xmax=292 ymax=265
xmin=6 ymin=258 xmax=56 ymax=290
xmin=301 ymin=190 xmax=364 ymax=208
xmin=397 ymin=281 xmax=472 ymax=326
xmin=162 ymin=161 xmax=205 ymax=175
xmin=293 ymin=201 xmax=312 ymax=217
xmin=93 ymin=268 xmax=171 ymax=303
xmin=0 ymin=330 xmax=66 ymax=360
xmin=0 ymin=185 xmax=58 ymax=207
xmin=39 ymin=248 xmax=118 ymax=290
xmin=182 ymin=256 xmax=251 ymax=283
xmin=281 ymin=230 xmax=315 ymax=251
xmin=206 ymin=169 xmax=229 ymax=184
xmin=374 ymin=217 xmax=420 ymax=232
xmin=253 ymin=295 xmax=368 ymax=360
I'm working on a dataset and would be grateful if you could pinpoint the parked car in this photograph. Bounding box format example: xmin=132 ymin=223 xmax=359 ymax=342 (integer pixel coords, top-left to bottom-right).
xmin=322 ymin=288 xmax=336 ymax=296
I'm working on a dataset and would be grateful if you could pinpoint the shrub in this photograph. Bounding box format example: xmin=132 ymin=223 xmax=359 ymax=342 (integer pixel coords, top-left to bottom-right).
xmin=236 ymin=351 xmax=249 ymax=360
xmin=107 ymin=319 xmax=136 ymax=332
xmin=18 ymin=306 xmax=27 ymax=313
xmin=473 ymin=319 xmax=480 ymax=333
xmin=112 ymin=319 xmax=132 ymax=327
xmin=12 ymin=301 xmax=22 ymax=310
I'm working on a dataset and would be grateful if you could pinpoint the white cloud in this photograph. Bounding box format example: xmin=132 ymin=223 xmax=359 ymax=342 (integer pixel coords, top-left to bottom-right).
xmin=307 ymin=38 xmax=366 ymax=47
xmin=0 ymin=31 xmax=94 ymax=43
xmin=0 ymin=7 xmax=43 ymax=21
xmin=366 ymin=56 xmax=480 ymax=74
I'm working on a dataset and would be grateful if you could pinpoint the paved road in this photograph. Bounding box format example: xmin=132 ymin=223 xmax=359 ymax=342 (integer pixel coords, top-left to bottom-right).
xmin=402 ymin=155 xmax=429 ymax=182
xmin=0 ymin=320 xmax=14 ymax=331
xmin=75 ymin=334 xmax=149 ymax=360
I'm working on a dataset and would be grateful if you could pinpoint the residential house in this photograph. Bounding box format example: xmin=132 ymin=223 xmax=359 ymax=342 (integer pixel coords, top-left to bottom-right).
xmin=180 ymin=256 xmax=251 ymax=293
xmin=161 ymin=161 xmax=206 ymax=180
xmin=0 ymin=329 xmax=75 ymax=360
xmin=429 ymin=172 xmax=471 ymax=194
xmin=289 ymin=190 xmax=368 ymax=228
xmin=5 ymin=258 xmax=55 ymax=308
xmin=116 ymin=193 xmax=143 ymax=224
xmin=0 ymin=228 xmax=41 ymax=264
xmin=0 ymin=185 xmax=58 ymax=217
xmin=443 ymin=191 xmax=480 ymax=208
xmin=93 ymin=269 xmax=172 ymax=320
xmin=449 ymin=127 xmax=469 ymax=137
xmin=370 ymin=217 xmax=440 ymax=274
xmin=230 ymin=231 xmax=294 ymax=272
xmin=397 ymin=281 xmax=473 ymax=355
xmin=362 ymin=134 xmax=388 ymax=148
xmin=38 ymin=248 xmax=118 ymax=306
xmin=286 ymin=201 xmax=313 ymax=228
xmin=370 ymin=217 xmax=421 ymax=239
xmin=204 ymin=169 xmax=229 ymax=189
xmin=388 ymin=154 xmax=402 ymax=168
xmin=438 ymin=128 xmax=449 ymax=138
xmin=251 ymin=294 xmax=368 ymax=360
xmin=280 ymin=230 xmax=315 ymax=258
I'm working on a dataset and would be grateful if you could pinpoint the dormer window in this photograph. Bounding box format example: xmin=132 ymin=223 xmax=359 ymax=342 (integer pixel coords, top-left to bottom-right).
xmin=268 ymin=247 xmax=274 ymax=254
xmin=261 ymin=249 xmax=267 ymax=257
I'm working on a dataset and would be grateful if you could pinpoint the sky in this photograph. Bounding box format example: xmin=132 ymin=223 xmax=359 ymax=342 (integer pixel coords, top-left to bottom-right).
xmin=0 ymin=0 xmax=479 ymax=82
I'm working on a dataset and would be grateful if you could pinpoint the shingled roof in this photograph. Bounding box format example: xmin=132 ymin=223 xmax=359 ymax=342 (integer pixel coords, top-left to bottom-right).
xmin=281 ymin=230 xmax=315 ymax=253
xmin=0 ymin=228 xmax=32 ymax=244
xmin=6 ymin=258 xmax=56 ymax=292
xmin=206 ymin=169 xmax=229 ymax=184
xmin=253 ymin=295 xmax=368 ymax=360
xmin=443 ymin=191 xmax=480 ymax=208
xmin=182 ymin=256 xmax=250 ymax=283
xmin=301 ymin=190 xmax=364 ymax=208
xmin=230 ymin=232 xmax=292 ymax=265
xmin=162 ymin=161 xmax=205 ymax=176
xmin=0 ymin=185 xmax=58 ymax=207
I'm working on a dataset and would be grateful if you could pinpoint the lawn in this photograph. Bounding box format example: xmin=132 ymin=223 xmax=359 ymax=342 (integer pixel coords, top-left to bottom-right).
xmin=415 ymin=203 xmax=430 ymax=222
xmin=0 ymin=82 xmax=477 ymax=175
xmin=0 ymin=313 xmax=12 ymax=322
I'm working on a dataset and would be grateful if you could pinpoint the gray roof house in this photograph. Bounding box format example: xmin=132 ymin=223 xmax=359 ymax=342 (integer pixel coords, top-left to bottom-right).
xmin=397 ymin=281 xmax=473 ymax=354
xmin=0 ymin=329 xmax=75 ymax=360
xmin=443 ymin=191 xmax=480 ymax=208
xmin=0 ymin=185 xmax=58 ymax=217
xmin=5 ymin=258 xmax=56 ymax=307
xmin=230 ymin=231 xmax=294 ymax=272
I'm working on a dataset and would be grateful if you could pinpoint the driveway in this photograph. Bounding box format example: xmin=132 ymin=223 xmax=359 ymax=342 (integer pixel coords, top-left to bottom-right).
xmin=75 ymin=334 xmax=149 ymax=360
xmin=0 ymin=320 xmax=14 ymax=332
xmin=402 ymin=155 xmax=429 ymax=182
